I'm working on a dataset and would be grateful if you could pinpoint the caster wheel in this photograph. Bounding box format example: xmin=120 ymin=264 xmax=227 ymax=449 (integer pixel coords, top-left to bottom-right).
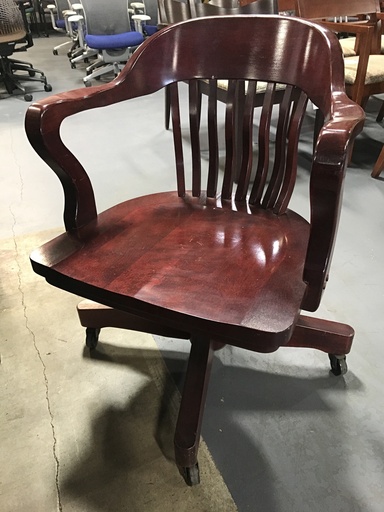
xmin=24 ymin=93 xmax=33 ymax=102
xmin=44 ymin=84 xmax=52 ymax=92
xmin=84 ymin=80 xmax=91 ymax=87
xmin=84 ymin=58 xmax=89 ymax=64
xmin=85 ymin=328 xmax=100 ymax=350
xmin=67 ymin=51 xmax=72 ymax=58
xmin=28 ymin=70 xmax=35 ymax=77
xmin=180 ymin=463 xmax=200 ymax=486
xmin=329 ymin=354 xmax=348 ymax=376
xmin=53 ymin=49 xmax=58 ymax=55
xmin=71 ymin=62 xmax=76 ymax=69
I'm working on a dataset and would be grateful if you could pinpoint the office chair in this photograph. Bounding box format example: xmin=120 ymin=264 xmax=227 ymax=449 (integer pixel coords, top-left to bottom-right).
xmin=0 ymin=0 xmax=52 ymax=101
xmin=46 ymin=0 xmax=79 ymax=56
xmin=80 ymin=0 xmax=145 ymax=86
xmin=26 ymin=15 xmax=364 ymax=485
xmin=130 ymin=2 xmax=158 ymax=36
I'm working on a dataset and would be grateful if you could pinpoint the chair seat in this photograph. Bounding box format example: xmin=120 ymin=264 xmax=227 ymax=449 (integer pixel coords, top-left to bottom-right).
xmin=85 ymin=31 xmax=143 ymax=50
xmin=338 ymin=36 xmax=357 ymax=57
xmin=55 ymin=19 xmax=66 ymax=29
xmin=30 ymin=192 xmax=310 ymax=352
xmin=214 ymin=79 xmax=286 ymax=93
xmin=344 ymin=54 xmax=384 ymax=84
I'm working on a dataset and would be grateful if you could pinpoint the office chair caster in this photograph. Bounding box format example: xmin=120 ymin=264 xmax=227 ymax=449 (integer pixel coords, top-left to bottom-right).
xmin=44 ymin=84 xmax=52 ymax=92
xmin=85 ymin=327 xmax=100 ymax=349
xmin=53 ymin=49 xmax=58 ymax=56
xmin=179 ymin=463 xmax=200 ymax=486
xmin=71 ymin=62 xmax=76 ymax=69
xmin=24 ymin=93 xmax=33 ymax=102
xmin=329 ymin=354 xmax=348 ymax=376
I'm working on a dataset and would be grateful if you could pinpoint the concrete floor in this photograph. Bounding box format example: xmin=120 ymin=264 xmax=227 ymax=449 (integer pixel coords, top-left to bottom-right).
xmin=1 ymin=33 xmax=384 ymax=512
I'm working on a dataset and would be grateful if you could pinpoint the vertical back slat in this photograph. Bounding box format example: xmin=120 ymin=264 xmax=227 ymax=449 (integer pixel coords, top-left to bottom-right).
xmin=170 ymin=82 xmax=186 ymax=197
xmin=221 ymin=79 xmax=238 ymax=200
xmin=235 ymin=80 xmax=257 ymax=202
xmin=249 ymin=82 xmax=276 ymax=206
xmin=262 ymin=85 xmax=293 ymax=209
xmin=189 ymin=79 xmax=202 ymax=196
xmin=206 ymin=80 xmax=219 ymax=198
xmin=274 ymin=90 xmax=309 ymax=214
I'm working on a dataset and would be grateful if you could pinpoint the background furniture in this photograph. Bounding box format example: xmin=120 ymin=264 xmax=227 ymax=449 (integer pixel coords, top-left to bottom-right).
xmin=294 ymin=0 xmax=384 ymax=108
xmin=0 ymin=0 xmax=51 ymax=100
xmin=26 ymin=14 xmax=364 ymax=486
xmin=46 ymin=0 xmax=78 ymax=55
xmin=79 ymin=0 xmax=144 ymax=86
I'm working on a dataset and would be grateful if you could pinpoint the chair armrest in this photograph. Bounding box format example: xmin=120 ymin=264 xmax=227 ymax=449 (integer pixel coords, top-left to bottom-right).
xmin=302 ymin=96 xmax=365 ymax=310
xmin=25 ymin=86 xmax=115 ymax=234
xmin=132 ymin=14 xmax=151 ymax=22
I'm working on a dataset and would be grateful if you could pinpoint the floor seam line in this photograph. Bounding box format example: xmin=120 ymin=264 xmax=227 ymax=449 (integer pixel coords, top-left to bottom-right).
xmin=10 ymin=206 xmax=63 ymax=512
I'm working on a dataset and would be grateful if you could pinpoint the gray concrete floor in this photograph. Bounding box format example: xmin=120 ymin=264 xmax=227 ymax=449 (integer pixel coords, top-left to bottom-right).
xmin=1 ymin=33 xmax=384 ymax=512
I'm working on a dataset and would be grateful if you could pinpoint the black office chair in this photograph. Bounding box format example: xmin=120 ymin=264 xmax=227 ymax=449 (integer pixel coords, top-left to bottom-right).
xmin=0 ymin=0 xmax=52 ymax=101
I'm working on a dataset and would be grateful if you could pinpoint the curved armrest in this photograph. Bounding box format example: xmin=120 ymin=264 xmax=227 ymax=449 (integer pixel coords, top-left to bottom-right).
xmin=302 ymin=95 xmax=365 ymax=310
xmin=25 ymin=85 xmax=119 ymax=234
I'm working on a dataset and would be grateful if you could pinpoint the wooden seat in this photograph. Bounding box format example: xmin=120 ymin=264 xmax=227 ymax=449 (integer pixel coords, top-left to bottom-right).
xmin=26 ymin=15 xmax=364 ymax=486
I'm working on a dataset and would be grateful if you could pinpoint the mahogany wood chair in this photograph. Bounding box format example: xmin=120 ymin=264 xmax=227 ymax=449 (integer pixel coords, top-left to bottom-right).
xmin=26 ymin=15 xmax=364 ymax=486
xmin=294 ymin=0 xmax=384 ymax=108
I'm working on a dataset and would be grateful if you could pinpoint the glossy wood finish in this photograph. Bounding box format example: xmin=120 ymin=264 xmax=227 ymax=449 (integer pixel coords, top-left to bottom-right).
xmin=26 ymin=16 xmax=364 ymax=484
xmin=160 ymin=0 xmax=279 ymax=145
xmin=295 ymin=0 xmax=384 ymax=106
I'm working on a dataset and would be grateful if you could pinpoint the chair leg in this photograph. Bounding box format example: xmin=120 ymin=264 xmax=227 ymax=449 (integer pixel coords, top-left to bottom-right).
xmin=372 ymin=145 xmax=384 ymax=178
xmin=377 ymin=101 xmax=384 ymax=122
xmin=165 ymin=85 xmax=171 ymax=130
xmin=76 ymin=299 xmax=189 ymax=345
xmin=286 ymin=315 xmax=354 ymax=375
xmin=174 ymin=335 xmax=215 ymax=485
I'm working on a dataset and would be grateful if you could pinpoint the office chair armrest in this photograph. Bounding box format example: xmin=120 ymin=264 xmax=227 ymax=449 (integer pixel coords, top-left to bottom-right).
xmin=132 ymin=14 xmax=151 ymax=22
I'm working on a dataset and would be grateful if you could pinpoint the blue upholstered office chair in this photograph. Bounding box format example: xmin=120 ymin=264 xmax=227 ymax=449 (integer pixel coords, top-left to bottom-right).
xmin=80 ymin=0 xmax=145 ymax=86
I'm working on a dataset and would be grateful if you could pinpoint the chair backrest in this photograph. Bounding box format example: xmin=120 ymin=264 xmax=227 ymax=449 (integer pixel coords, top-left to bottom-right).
xmin=192 ymin=0 xmax=278 ymax=16
xmin=158 ymin=0 xmax=277 ymax=24
xmin=54 ymin=0 xmax=72 ymax=18
xmin=277 ymin=0 xmax=295 ymax=12
xmin=158 ymin=0 xmax=190 ymax=24
xmin=80 ymin=0 xmax=131 ymax=35
xmin=0 ymin=0 xmax=26 ymax=44
xmin=25 ymin=15 xmax=364 ymax=311
xmin=295 ymin=0 xmax=380 ymax=19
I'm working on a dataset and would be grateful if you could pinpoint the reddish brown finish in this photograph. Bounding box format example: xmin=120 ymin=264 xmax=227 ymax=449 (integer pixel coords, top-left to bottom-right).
xmin=160 ymin=0 xmax=280 ymax=159
xmin=26 ymin=16 xmax=364 ymax=483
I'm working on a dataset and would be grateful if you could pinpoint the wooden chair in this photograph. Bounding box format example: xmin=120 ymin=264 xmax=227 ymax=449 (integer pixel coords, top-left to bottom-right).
xmin=26 ymin=15 xmax=364 ymax=486
xmin=294 ymin=0 xmax=384 ymax=108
